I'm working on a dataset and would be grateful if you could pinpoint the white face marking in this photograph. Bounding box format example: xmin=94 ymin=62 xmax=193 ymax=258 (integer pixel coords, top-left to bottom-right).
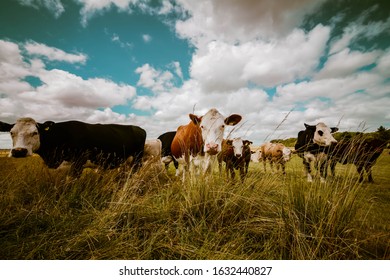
xmin=312 ymin=122 xmax=337 ymax=146
xmin=199 ymin=109 xmax=241 ymax=155
xmin=200 ymin=109 xmax=226 ymax=155
xmin=232 ymin=138 xmax=244 ymax=157
xmin=282 ymin=147 xmax=291 ymax=162
xmin=9 ymin=118 xmax=40 ymax=157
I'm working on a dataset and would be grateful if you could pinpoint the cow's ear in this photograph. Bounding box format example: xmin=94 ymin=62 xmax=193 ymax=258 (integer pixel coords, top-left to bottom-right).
xmin=331 ymin=127 xmax=339 ymax=133
xmin=189 ymin=114 xmax=202 ymax=125
xmin=304 ymin=123 xmax=315 ymax=130
xmin=0 ymin=121 xmax=13 ymax=132
xmin=39 ymin=121 xmax=55 ymax=132
xmin=225 ymin=114 xmax=242 ymax=126
xmin=243 ymin=140 xmax=252 ymax=146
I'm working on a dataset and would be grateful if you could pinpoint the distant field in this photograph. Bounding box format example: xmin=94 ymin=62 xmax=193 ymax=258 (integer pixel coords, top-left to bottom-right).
xmin=0 ymin=150 xmax=389 ymax=259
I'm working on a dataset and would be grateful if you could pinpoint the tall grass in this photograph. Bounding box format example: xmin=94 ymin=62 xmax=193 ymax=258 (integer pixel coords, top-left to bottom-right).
xmin=0 ymin=152 xmax=389 ymax=259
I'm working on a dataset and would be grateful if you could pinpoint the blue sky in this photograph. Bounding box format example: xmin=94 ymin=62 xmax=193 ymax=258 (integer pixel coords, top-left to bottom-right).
xmin=1 ymin=0 xmax=390 ymax=148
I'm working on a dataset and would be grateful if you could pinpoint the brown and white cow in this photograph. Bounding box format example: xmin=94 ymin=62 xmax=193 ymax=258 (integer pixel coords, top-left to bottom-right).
xmin=260 ymin=142 xmax=291 ymax=175
xmin=218 ymin=138 xmax=252 ymax=181
xmin=171 ymin=108 xmax=242 ymax=179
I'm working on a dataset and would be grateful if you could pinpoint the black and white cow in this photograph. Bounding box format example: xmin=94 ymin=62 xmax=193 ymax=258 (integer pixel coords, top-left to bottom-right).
xmin=294 ymin=122 xmax=338 ymax=182
xmin=0 ymin=117 xmax=146 ymax=176
xmin=157 ymin=131 xmax=179 ymax=174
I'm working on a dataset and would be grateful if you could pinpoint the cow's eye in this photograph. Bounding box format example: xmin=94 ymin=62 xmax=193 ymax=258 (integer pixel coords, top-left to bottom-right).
xmin=318 ymin=130 xmax=324 ymax=136
xmin=31 ymin=131 xmax=38 ymax=136
xmin=221 ymin=125 xmax=225 ymax=129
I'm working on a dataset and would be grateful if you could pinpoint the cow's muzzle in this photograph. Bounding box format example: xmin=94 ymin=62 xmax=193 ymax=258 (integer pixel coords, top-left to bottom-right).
xmin=205 ymin=143 xmax=219 ymax=155
xmin=11 ymin=148 xmax=28 ymax=158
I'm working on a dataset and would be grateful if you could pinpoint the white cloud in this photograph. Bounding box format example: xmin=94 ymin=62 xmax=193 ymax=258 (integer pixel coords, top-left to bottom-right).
xmin=142 ymin=34 xmax=152 ymax=43
xmin=0 ymin=40 xmax=33 ymax=94
xmin=0 ymin=39 xmax=137 ymax=127
xmin=175 ymin=0 xmax=327 ymax=48
xmin=159 ymin=0 xmax=174 ymax=15
xmin=190 ymin=24 xmax=330 ymax=91
xmin=316 ymin=48 xmax=382 ymax=79
xmin=77 ymin=0 xmax=155 ymax=26
xmin=135 ymin=63 xmax=174 ymax=92
xmin=19 ymin=68 xmax=136 ymax=108
xmin=171 ymin=61 xmax=183 ymax=80
xmin=25 ymin=42 xmax=88 ymax=64
xmin=17 ymin=0 xmax=65 ymax=18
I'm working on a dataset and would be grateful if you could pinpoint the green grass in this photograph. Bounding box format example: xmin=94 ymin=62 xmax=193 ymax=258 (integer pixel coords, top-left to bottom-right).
xmin=0 ymin=151 xmax=389 ymax=259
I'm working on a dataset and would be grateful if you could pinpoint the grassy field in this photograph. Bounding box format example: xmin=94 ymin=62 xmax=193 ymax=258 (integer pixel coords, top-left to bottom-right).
xmin=0 ymin=150 xmax=389 ymax=259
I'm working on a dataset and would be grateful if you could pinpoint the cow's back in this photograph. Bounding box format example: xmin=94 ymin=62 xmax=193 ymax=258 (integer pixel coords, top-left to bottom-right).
xmin=38 ymin=121 xmax=146 ymax=168
xmin=332 ymin=137 xmax=385 ymax=165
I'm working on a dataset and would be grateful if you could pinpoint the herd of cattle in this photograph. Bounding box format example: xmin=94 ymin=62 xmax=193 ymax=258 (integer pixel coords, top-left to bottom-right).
xmin=0 ymin=108 xmax=387 ymax=183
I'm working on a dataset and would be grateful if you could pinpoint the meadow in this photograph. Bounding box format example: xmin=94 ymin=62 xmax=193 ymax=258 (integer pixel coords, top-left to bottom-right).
xmin=0 ymin=150 xmax=389 ymax=260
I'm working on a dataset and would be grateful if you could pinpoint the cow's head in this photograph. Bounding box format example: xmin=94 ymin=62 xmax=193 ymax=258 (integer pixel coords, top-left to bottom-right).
xmin=231 ymin=138 xmax=244 ymax=158
xmin=282 ymin=147 xmax=292 ymax=162
xmin=190 ymin=108 xmax=242 ymax=155
xmin=243 ymin=140 xmax=252 ymax=148
xmin=3 ymin=118 xmax=55 ymax=158
xmin=8 ymin=118 xmax=40 ymax=157
xmin=305 ymin=122 xmax=338 ymax=146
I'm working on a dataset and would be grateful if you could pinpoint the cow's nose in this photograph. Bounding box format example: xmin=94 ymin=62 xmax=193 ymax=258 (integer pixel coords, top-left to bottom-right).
xmin=11 ymin=148 xmax=28 ymax=158
xmin=235 ymin=153 xmax=242 ymax=158
xmin=206 ymin=143 xmax=219 ymax=155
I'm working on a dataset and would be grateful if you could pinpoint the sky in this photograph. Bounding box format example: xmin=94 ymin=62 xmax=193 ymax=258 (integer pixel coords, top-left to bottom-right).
xmin=1 ymin=0 xmax=390 ymax=148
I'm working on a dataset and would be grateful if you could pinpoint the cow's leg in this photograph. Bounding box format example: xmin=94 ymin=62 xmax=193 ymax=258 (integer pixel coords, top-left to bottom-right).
xmin=356 ymin=164 xmax=364 ymax=183
xmin=303 ymin=159 xmax=313 ymax=182
xmin=224 ymin=160 xmax=234 ymax=180
xmin=229 ymin=164 xmax=235 ymax=180
xmin=69 ymin=158 xmax=86 ymax=178
xmin=329 ymin=160 xmax=337 ymax=177
xmin=218 ymin=159 xmax=223 ymax=176
xmin=239 ymin=164 xmax=245 ymax=182
xmin=319 ymin=161 xmax=327 ymax=183
xmin=263 ymin=160 xmax=267 ymax=172
xmin=269 ymin=160 xmax=274 ymax=173
xmin=281 ymin=162 xmax=286 ymax=175
xmin=132 ymin=151 xmax=144 ymax=172
xmin=173 ymin=158 xmax=179 ymax=170
xmin=225 ymin=163 xmax=230 ymax=180
xmin=366 ymin=164 xmax=374 ymax=183
xmin=275 ymin=160 xmax=280 ymax=171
